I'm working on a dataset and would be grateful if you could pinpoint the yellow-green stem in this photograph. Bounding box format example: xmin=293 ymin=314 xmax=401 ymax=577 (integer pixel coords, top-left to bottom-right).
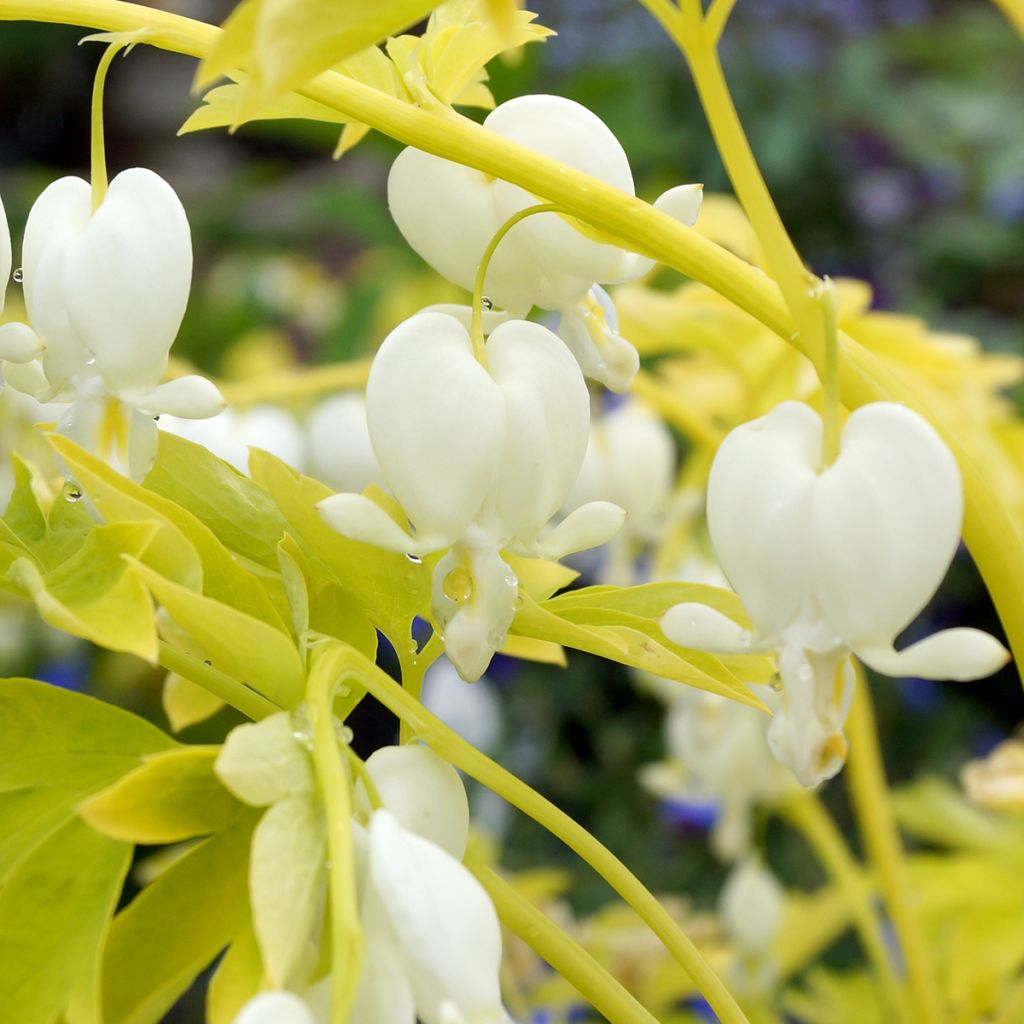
xmin=307 ymin=646 xmax=363 ymax=1024
xmin=157 ymin=639 xmax=277 ymax=720
xmin=396 ymin=630 xmax=443 ymax=743
xmin=706 ymin=0 xmax=740 ymax=42
xmin=817 ymin=277 xmax=841 ymax=465
xmin=780 ymin=789 xmax=905 ymax=1021
xmin=468 ymin=859 xmax=663 ymax=1024
xmin=89 ymin=40 xmax=123 ymax=209
xmin=846 ymin=668 xmax=946 ymax=1024
xmin=470 ymin=202 xmax=563 ymax=360
xmin=352 ymin=647 xmax=751 ymax=1024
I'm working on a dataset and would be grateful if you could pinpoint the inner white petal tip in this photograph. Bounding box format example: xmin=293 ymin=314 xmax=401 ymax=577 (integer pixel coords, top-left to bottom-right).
xmin=540 ymin=500 xmax=625 ymax=560
xmin=856 ymin=627 xmax=1010 ymax=682
xmin=661 ymin=602 xmax=751 ymax=654
xmin=318 ymin=492 xmax=421 ymax=554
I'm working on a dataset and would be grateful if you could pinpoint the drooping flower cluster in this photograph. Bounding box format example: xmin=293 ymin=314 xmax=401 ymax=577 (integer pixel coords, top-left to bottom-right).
xmin=387 ymin=95 xmax=702 ymax=392
xmin=0 ymin=169 xmax=222 ymax=478
xmin=319 ymin=310 xmax=624 ymax=680
xmin=662 ymin=400 xmax=1009 ymax=786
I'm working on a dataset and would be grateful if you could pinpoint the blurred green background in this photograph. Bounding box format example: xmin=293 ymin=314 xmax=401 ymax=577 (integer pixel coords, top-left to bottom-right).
xmin=0 ymin=2 xmax=1023 ymax=1015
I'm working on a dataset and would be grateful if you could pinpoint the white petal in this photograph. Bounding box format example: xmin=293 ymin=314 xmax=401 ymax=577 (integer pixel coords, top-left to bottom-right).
xmin=232 ymin=991 xmax=317 ymax=1024
xmin=127 ymin=408 xmax=159 ymax=482
xmin=366 ymin=313 xmax=503 ymax=547
xmin=22 ymin=175 xmax=93 ymax=388
xmin=538 ymin=500 xmax=625 ymax=560
xmin=317 ymin=492 xmax=421 ymax=554
xmin=432 ymin=534 xmax=518 ymax=683
xmin=350 ymin=933 xmax=416 ymax=1024
xmin=720 ymin=858 xmax=784 ymax=955
xmin=856 ymin=627 xmax=1009 ymax=682
xmin=415 ymin=304 xmax=513 ymax=336
xmin=0 ymin=323 xmax=43 ymax=364
xmin=62 ymin=168 xmax=192 ymax=392
xmin=488 ymin=95 xmax=636 ymax=294
xmin=0 ymin=191 xmax=10 ymax=316
xmin=812 ymin=402 xmax=963 ymax=648
xmin=307 ymin=392 xmax=384 ymax=494
xmin=707 ymin=402 xmax=821 ymax=637
xmin=368 ymin=810 xmax=504 ymax=1024
xmin=362 ymin=745 xmax=469 ymax=859
xmin=661 ymin=603 xmax=752 ymax=654
xmin=486 ymin=319 xmax=590 ymax=544
xmin=2 ymin=358 xmax=52 ymax=400
xmin=610 ymin=183 xmax=705 ymax=281
xmin=387 ymin=149 xmax=536 ymax=315
xmin=128 ymin=374 xmax=225 ymax=418
xmin=556 ymin=286 xmax=639 ymax=392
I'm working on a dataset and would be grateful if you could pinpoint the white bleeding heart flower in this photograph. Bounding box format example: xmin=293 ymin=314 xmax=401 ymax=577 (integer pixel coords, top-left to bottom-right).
xmin=387 ymin=94 xmax=702 ymax=391
xmin=719 ymin=857 xmax=784 ymax=995
xmin=1 ymin=169 xmax=223 ymax=479
xmin=306 ymin=392 xmax=384 ymax=493
xmin=160 ymin=404 xmax=306 ymax=475
xmin=319 ymin=311 xmax=624 ymax=680
xmin=661 ymin=401 xmax=1009 ymax=787
xmin=232 ymin=990 xmax=319 ymax=1024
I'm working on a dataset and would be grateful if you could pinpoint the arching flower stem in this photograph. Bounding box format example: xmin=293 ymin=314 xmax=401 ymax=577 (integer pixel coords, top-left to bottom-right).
xmin=395 ymin=631 xmax=443 ymax=743
xmin=86 ymin=38 xmax=132 ymax=210
xmin=349 ymin=643 xmax=753 ymax=1024
xmin=815 ymin=276 xmax=841 ymax=467
xmin=468 ymin=858 xmax=664 ymax=1024
xmin=846 ymin=665 xmax=946 ymax=1024
xmin=469 ymin=201 xmax=564 ymax=361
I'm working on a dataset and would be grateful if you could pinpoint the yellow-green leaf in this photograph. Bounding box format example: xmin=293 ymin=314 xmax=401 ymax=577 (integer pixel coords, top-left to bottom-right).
xmin=250 ymin=793 xmax=326 ymax=987
xmin=207 ymin=918 xmax=263 ymax=1024
xmin=129 ymin=559 xmax=305 ymax=708
xmin=0 ymin=817 xmax=130 ymax=1024
xmin=102 ymin=812 xmax=258 ymax=1024
xmin=8 ymin=522 xmax=160 ymax=662
xmin=80 ymin=746 xmax=241 ymax=844
xmin=162 ymin=672 xmax=227 ymax=733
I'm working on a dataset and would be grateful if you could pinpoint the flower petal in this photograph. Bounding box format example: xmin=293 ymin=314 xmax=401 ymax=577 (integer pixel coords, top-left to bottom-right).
xmin=0 ymin=323 xmax=43 ymax=364
xmin=366 ymin=312 xmax=503 ymax=547
xmin=216 ymin=711 xmax=314 ymax=806
xmin=307 ymin=393 xmax=384 ymax=494
xmin=232 ymin=991 xmax=317 ymax=1024
xmin=62 ymin=168 xmax=192 ymax=393
xmin=317 ymin=492 xmax=422 ymax=554
xmin=362 ymin=745 xmax=469 ymax=859
xmin=128 ymin=374 xmax=225 ymax=418
xmin=556 ymin=286 xmax=639 ymax=392
xmin=660 ymin=603 xmax=752 ymax=654
xmin=22 ymin=175 xmax=93 ymax=388
xmin=707 ymin=402 xmax=821 ymax=637
xmin=486 ymin=318 xmax=590 ymax=544
xmin=368 ymin=810 xmax=505 ymax=1024
xmin=813 ymin=402 xmax=963 ymax=648
xmin=855 ymin=627 xmax=1009 ymax=682
xmin=538 ymin=501 xmax=625 ymax=560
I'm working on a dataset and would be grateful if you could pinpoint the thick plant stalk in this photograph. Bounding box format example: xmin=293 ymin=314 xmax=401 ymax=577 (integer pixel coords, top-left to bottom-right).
xmin=846 ymin=670 xmax=946 ymax=1024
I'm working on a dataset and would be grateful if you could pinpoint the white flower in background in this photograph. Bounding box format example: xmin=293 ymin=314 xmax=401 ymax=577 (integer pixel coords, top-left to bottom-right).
xmin=422 ymin=657 xmax=502 ymax=754
xmin=160 ymin=404 xmax=305 ymax=474
xmin=0 ymin=169 xmax=223 ymax=479
xmin=661 ymin=401 xmax=1009 ymax=787
xmin=564 ymin=398 xmax=676 ymax=584
xmin=306 ymin=392 xmax=384 ymax=493
xmin=641 ymin=684 xmax=792 ymax=860
xmin=233 ymin=990 xmax=319 ymax=1024
xmin=387 ymin=94 xmax=702 ymax=391
xmin=319 ymin=311 xmax=624 ymax=680
xmin=720 ymin=857 xmax=784 ymax=993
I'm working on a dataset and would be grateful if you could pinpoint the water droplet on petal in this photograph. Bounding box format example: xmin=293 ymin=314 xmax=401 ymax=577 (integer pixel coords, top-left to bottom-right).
xmin=504 ymin=572 xmax=518 ymax=589
xmin=62 ymin=481 xmax=83 ymax=503
xmin=770 ymin=677 xmax=783 ymax=693
xmin=442 ymin=565 xmax=473 ymax=603
xmin=405 ymin=553 xmax=423 ymax=564
xmin=84 ymin=353 xmax=97 ymax=367
xmin=12 ymin=268 xmax=23 ymax=284
xmin=203 ymin=659 xmax=212 ymax=667
xmin=481 ymin=296 xmax=493 ymax=311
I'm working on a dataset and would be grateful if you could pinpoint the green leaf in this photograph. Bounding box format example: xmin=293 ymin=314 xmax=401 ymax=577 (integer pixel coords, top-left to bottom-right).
xmin=545 ymin=580 xmax=751 ymax=622
xmin=0 ymin=817 xmax=130 ymax=1024
xmin=80 ymin=746 xmax=242 ymax=844
xmin=8 ymin=521 xmax=160 ymax=662
xmin=102 ymin=811 xmax=258 ymax=1024
xmin=511 ymin=594 xmax=766 ymax=709
xmin=162 ymin=672 xmax=227 ymax=733
xmin=250 ymin=449 xmax=430 ymax=648
xmin=55 ymin=434 xmax=290 ymax=633
xmin=250 ymin=793 xmax=326 ymax=987
xmin=207 ymin=918 xmax=263 ymax=1024
xmin=0 ymin=677 xmax=174 ymax=884
xmin=3 ymin=456 xmax=46 ymax=550
xmin=144 ymin=431 xmax=287 ymax=568
xmin=130 ymin=558 xmax=305 ymax=708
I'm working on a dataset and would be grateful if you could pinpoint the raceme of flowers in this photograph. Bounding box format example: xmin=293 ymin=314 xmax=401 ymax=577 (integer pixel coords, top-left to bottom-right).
xmin=661 ymin=400 xmax=1010 ymax=787
xmin=0 ymin=169 xmax=223 ymax=479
